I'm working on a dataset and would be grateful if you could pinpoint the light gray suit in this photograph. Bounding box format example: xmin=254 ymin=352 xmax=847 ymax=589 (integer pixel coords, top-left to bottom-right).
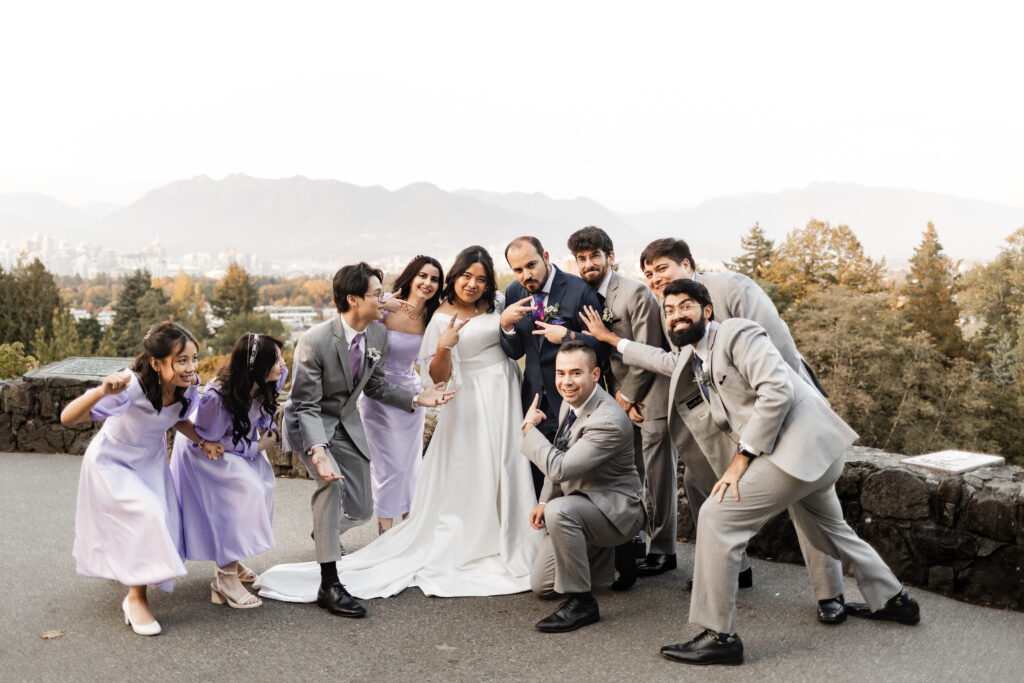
xmin=282 ymin=315 xmax=416 ymax=563
xmin=667 ymin=270 xmax=843 ymax=599
xmin=523 ymin=386 xmax=645 ymax=595
xmin=633 ymin=319 xmax=901 ymax=633
xmin=599 ymin=270 xmax=676 ymax=555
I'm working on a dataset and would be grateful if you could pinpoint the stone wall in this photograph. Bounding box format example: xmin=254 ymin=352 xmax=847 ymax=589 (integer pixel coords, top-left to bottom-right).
xmin=676 ymin=446 xmax=1024 ymax=611
xmin=0 ymin=376 xmax=102 ymax=454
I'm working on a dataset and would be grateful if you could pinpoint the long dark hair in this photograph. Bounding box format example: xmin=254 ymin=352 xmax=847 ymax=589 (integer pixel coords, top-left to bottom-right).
xmin=392 ymin=255 xmax=444 ymax=324
xmin=440 ymin=246 xmax=498 ymax=313
xmin=132 ymin=321 xmax=198 ymax=416
xmin=213 ymin=333 xmax=284 ymax=448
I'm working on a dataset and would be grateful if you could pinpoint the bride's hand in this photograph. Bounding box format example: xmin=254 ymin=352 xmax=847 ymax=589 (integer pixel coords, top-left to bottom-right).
xmin=438 ymin=314 xmax=469 ymax=349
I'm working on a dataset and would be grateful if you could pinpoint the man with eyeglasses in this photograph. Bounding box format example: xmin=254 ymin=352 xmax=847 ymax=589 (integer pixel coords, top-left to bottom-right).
xmin=566 ymin=226 xmax=674 ymax=588
xmin=282 ymin=262 xmax=455 ymax=619
xmin=632 ymin=238 xmax=846 ymax=625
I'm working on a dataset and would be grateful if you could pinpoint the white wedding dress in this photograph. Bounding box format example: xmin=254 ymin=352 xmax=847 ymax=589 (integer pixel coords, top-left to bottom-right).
xmin=257 ymin=295 xmax=540 ymax=600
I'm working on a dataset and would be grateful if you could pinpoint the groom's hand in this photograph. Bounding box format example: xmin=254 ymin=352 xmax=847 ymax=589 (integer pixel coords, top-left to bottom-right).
xmin=416 ymin=382 xmax=456 ymax=407
xmin=500 ymin=295 xmax=535 ymax=332
xmin=532 ymin=320 xmax=571 ymax=344
xmin=529 ymin=503 xmax=546 ymax=529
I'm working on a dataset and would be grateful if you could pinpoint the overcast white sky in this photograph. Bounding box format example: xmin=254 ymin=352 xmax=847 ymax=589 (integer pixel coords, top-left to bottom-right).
xmin=1 ymin=0 xmax=1021 ymax=211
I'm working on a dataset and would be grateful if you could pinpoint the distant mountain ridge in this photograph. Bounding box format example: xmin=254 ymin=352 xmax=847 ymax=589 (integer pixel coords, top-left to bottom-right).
xmin=2 ymin=177 xmax=1022 ymax=265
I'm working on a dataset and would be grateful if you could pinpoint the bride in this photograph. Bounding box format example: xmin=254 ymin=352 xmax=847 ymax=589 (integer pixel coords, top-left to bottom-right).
xmin=258 ymin=246 xmax=540 ymax=601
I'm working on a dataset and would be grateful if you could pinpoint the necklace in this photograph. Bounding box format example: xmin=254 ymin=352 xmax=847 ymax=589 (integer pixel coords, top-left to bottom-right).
xmin=404 ymin=303 xmax=426 ymax=320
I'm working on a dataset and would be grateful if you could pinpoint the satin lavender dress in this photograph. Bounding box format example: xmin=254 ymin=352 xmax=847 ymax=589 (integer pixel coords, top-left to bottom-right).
xmin=169 ymin=369 xmax=286 ymax=567
xmin=73 ymin=372 xmax=196 ymax=592
xmin=358 ymin=317 xmax=425 ymax=519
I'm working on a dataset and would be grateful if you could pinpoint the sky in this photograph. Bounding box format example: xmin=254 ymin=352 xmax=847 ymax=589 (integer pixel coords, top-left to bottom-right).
xmin=1 ymin=1 xmax=1022 ymax=212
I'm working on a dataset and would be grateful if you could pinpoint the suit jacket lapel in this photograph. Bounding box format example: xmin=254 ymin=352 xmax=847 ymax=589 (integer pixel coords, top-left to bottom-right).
xmin=704 ymin=322 xmax=731 ymax=432
xmin=332 ymin=316 xmax=354 ymax=389
xmin=605 ymin=271 xmax=620 ymax=310
xmin=539 ymin=266 xmax=567 ymax=349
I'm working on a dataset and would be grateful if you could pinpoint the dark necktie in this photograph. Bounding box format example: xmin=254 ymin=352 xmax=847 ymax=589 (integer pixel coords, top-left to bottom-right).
xmin=597 ymin=291 xmax=606 ymax=309
xmin=694 ymin=354 xmax=709 ymax=402
xmin=350 ymin=332 xmax=364 ymax=383
xmin=556 ymin=409 xmax=577 ymax=448
xmin=531 ymin=293 xmax=545 ymax=321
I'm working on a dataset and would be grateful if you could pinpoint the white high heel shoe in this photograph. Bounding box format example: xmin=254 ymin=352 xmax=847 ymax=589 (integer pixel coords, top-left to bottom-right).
xmin=122 ymin=596 xmax=161 ymax=636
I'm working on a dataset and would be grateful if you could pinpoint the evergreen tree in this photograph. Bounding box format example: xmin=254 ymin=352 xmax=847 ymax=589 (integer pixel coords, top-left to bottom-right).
xmin=32 ymin=309 xmax=93 ymax=365
xmin=109 ymin=269 xmax=170 ymax=355
xmin=902 ymin=222 xmax=965 ymax=358
xmin=210 ymin=312 xmax=287 ymax=354
xmin=726 ymin=223 xmax=775 ymax=280
xmin=0 ymin=259 xmax=62 ymax=351
xmin=75 ymin=315 xmax=103 ymax=354
xmin=210 ymin=262 xmax=258 ymax=320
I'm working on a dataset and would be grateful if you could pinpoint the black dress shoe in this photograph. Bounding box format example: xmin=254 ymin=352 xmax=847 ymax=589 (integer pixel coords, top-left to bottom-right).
xmin=685 ymin=568 xmax=752 ymax=591
xmin=610 ymin=537 xmax=645 ymax=591
xmin=660 ymin=629 xmax=744 ymax=666
xmin=846 ymin=590 xmax=920 ymax=625
xmin=636 ymin=553 xmax=677 ymax=577
xmin=316 ymin=582 xmax=367 ymax=618
xmin=535 ymin=593 xmax=600 ymax=633
xmin=817 ymin=595 xmax=846 ymax=624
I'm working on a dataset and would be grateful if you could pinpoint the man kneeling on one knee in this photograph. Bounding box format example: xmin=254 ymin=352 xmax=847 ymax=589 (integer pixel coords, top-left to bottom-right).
xmin=520 ymin=340 xmax=646 ymax=633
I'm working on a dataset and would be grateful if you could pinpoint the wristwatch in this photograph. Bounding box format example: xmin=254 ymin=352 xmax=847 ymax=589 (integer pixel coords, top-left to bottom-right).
xmin=522 ymin=418 xmax=540 ymax=429
xmin=739 ymin=447 xmax=758 ymax=459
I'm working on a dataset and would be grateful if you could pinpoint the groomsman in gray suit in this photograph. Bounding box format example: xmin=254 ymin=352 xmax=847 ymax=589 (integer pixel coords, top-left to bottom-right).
xmin=282 ymin=262 xmax=453 ymax=618
xmin=638 ymin=237 xmax=846 ymax=624
xmin=521 ymin=341 xmax=645 ymax=632
xmin=587 ymin=278 xmax=919 ymax=665
xmin=567 ymin=226 xmax=676 ymax=584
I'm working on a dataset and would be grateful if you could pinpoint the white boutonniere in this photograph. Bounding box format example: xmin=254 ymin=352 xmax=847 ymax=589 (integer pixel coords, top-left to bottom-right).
xmin=601 ymin=306 xmax=619 ymax=324
xmin=366 ymin=347 xmax=382 ymax=364
xmin=543 ymin=303 xmax=563 ymax=323
xmin=695 ymin=367 xmax=717 ymax=394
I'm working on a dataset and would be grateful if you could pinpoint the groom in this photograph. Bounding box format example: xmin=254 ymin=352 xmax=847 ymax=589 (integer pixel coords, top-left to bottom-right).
xmin=499 ymin=235 xmax=603 ymax=494
xmin=282 ymin=262 xmax=453 ymax=618
xmin=521 ymin=341 xmax=645 ymax=632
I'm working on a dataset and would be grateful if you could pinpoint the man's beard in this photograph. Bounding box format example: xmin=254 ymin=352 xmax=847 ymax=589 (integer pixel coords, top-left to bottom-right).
xmin=524 ymin=264 xmax=550 ymax=293
xmin=580 ymin=266 xmax=605 ymax=285
xmin=668 ymin=313 xmax=707 ymax=348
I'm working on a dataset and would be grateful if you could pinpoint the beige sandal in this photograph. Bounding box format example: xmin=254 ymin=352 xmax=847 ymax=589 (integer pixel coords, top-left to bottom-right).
xmin=211 ymin=567 xmax=262 ymax=609
xmin=236 ymin=563 xmax=258 ymax=583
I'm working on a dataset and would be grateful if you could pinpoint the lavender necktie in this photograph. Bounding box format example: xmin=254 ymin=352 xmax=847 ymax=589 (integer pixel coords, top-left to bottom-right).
xmin=350 ymin=332 xmax=364 ymax=383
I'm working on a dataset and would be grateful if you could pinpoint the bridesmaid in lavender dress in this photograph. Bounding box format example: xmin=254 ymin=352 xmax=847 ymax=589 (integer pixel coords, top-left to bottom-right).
xmin=359 ymin=255 xmax=444 ymax=534
xmin=170 ymin=333 xmax=287 ymax=609
xmin=62 ymin=322 xmax=219 ymax=636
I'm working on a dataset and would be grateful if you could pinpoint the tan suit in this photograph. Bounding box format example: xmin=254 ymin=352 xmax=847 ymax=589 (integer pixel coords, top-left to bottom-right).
xmin=663 ymin=270 xmax=843 ymax=599
xmin=637 ymin=319 xmax=901 ymax=633
xmin=522 ymin=386 xmax=645 ymax=595
xmin=599 ymin=271 xmax=676 ymax=555
xmin=283 ymin=316 xmax=416 ymax=563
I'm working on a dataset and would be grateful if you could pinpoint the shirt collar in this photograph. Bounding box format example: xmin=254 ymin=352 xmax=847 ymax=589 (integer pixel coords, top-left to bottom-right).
xmin=338 ymin=315 xmax=363 ymax=348
xmin=540 ymin=264 xmax=556 ymax=296
xmin=570 ymin=385 xmax=600 ymax=417
xmin=693 ymin=322 xmax=711 ymax=362
xmin=596 ymin=270 xmax=612 ymax=298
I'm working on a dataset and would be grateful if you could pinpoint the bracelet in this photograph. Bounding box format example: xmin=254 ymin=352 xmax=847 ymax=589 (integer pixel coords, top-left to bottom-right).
xmin=440 ymin=344 xmax=454 ymax=350
xmin=521 ymin=418 xmax=539 ymax=429
xmin=197 ymin=437 xmax=207 ymax=451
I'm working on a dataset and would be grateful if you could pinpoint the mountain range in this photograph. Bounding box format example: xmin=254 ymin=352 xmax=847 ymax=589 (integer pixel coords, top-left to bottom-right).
xmin=2 ymin=175 xmax=1023 ymax=267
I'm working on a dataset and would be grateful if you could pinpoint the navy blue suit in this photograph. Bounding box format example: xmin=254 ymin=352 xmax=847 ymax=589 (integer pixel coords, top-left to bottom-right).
xmin=500 ymin=266 xmax=604 ymax=442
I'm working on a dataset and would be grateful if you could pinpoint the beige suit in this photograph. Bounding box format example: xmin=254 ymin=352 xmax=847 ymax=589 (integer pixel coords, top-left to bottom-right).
xmin=648 ymin=319 xmax=901 ymax=633
xmin=282 ymin=316 xmax=416 ymax=563
xmin=661 ymin=270 xmax=843 ymax=599
xmin=522 ymin=386 xmax=645 ymax=595
xmin=599 ymin=271 xmax=676 ymax=555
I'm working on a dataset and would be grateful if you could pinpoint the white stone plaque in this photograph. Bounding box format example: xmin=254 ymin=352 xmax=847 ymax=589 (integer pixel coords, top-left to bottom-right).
xmin=901 ymin=450 xmax=1004 ymax=474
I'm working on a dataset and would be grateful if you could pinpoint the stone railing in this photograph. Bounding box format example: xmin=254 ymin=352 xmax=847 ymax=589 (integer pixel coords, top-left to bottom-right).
xmin=4 ymin=366 xmax=1020 ymax=611
xmin=676 ymin=446 xmax=1023 ymax=611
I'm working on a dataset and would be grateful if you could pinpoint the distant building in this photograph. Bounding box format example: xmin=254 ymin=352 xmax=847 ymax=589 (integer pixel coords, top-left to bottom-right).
xmin=255 ymin=305 xmax=318 ymax=331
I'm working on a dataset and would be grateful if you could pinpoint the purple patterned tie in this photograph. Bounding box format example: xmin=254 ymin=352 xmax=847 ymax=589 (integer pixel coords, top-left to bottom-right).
xmin=350 ymin=332 xmax=364 ymax=383
xmin=532 ymin=293 xmax=545 ymax=321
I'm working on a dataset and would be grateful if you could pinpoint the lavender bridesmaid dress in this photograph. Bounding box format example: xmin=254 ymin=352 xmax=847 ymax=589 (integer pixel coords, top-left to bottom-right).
xmin=169 ymin=369 xmax=286 ymax=567
xmin=73 ymin=372 xmax=196 ymax=592
xmin=358 ymin=326 xmax=425 ymax=519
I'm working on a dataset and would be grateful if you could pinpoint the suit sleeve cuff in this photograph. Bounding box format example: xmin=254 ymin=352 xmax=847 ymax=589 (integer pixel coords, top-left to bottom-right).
xmin=616 ymin=338 xmax=631 ymax=353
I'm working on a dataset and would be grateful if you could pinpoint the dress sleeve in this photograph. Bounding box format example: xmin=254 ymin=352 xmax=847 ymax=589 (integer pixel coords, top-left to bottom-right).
xmin=418 ymin=313 xmax=455 ymax=388
xmin=89 ymin=390 xmax=131 ymax=420
xmin=193 ymin=388 xmax=232 ymax=443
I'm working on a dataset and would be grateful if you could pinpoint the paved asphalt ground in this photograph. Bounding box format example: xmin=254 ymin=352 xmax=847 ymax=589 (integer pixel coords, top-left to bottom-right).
xmin=2 ymin=451 xmax=1022 ymax=682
